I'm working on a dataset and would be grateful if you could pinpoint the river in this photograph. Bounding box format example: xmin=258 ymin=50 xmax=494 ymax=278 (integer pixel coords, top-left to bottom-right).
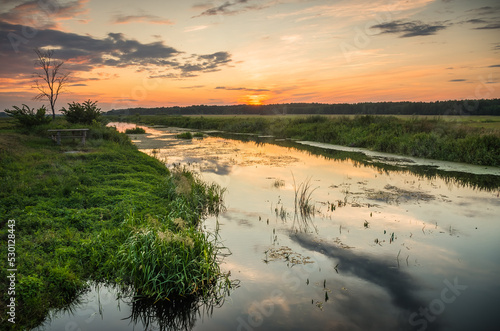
xmin=39 ymin=123 xmax=500 ymax=331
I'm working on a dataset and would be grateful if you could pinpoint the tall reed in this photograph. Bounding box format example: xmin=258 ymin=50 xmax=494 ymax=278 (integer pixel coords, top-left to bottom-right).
xmin=291 ymin=174 xmax=318 ymax=233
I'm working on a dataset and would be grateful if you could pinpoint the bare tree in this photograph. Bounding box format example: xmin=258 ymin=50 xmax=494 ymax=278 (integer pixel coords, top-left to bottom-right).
xmin=33 ymin=48 xmax=69 ymax=119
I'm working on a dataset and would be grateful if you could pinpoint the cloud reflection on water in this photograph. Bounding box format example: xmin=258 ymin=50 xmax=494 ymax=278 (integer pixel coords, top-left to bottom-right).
xmin=291 ymin=233 xmax=445 ymax=331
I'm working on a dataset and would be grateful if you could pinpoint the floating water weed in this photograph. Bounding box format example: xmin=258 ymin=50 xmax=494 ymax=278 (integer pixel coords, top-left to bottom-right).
xmin=273 ymin=178 xmax=285 ymax=188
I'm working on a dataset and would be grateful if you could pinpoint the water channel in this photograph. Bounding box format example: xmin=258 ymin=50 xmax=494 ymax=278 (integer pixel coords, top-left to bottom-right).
xmin=39 ymin=123 xmax=500 ymax=331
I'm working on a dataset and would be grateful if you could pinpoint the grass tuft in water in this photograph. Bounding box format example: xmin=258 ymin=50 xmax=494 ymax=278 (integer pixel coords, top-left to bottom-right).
xmin=125 ymin=126 xmax=146 ymax=134
xmin=291 ymin=173 xmax=318 ymax=233
xmin=177 ymin=132 xmax=193 ymax=139
xmin=292 ymin=174 xmax=317 ymax=218
xmin=117 ymin=219 xmax=231 ymax=301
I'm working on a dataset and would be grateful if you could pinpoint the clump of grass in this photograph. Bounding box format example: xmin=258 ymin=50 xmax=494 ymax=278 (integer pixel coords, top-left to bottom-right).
xmin=169 ymin=165 xmax=227 ymax=225
xmin=292 ymin=175 xmax=317 ymax=218
xmin=177 ymin=132 xmax=193 ymax=139
xmin=193 ymin=132 xmax=204 ymax=138
xmin=117 ymin=222 xmax=229 ymax=300
xmin=125 ymin=126 xmax=146 ymax=134
xmin=291 ymin=174 xmax=318 ymax=233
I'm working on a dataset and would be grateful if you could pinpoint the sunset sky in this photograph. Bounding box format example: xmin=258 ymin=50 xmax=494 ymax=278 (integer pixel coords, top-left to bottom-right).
xmin=1 ymin=0 xmax=499 ymax=111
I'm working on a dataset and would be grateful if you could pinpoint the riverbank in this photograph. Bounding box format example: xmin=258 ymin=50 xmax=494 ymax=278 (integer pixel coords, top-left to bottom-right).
xmin=0 ymin=119 xmax=228 ymax=329
xmin=109 ymin=115 xmax=500 ymax=167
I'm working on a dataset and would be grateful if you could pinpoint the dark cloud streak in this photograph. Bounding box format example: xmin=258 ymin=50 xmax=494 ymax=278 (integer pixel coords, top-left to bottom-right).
xmin=372 ymin=20 xmax=448 ymax=38
xmin=111 ymin=14 xmax=174 ymax=25
xmin=216 ymin=86 xmax=270 ymax=92
xmin=462 ymin=5 xmax=500 ymax=30
xmin=194 ymin=0 xmax=269 ymax=17
xmin=196 ymin=0 xmax=249 ymax=16
xmin=473 ymin=23 xmax=500 ymax=30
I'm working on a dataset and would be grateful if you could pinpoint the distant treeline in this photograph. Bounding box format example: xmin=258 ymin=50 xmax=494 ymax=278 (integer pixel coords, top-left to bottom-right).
xmin=106 ymin=99 xmax=500 ymax=116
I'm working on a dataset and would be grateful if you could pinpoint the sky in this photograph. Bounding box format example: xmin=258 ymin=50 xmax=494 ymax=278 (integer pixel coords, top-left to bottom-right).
xmin=0 ymin=0 xmax=499 ymax=111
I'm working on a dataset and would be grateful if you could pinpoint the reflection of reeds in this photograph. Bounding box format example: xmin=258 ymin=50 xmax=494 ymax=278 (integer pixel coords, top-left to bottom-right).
xmin=292 ymin=174 xmax=317 ymax=218
xmin=275 ymin=204 xmax=288 ymax=221
xmin=291 ymin=173 xmax=318 ymax=233
xmin=123 ymin=284 xmax=229 ymax=331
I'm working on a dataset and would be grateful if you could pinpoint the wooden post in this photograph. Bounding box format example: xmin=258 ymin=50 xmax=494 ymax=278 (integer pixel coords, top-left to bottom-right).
xmin=56 ymin=131 xmax=61 ymax=145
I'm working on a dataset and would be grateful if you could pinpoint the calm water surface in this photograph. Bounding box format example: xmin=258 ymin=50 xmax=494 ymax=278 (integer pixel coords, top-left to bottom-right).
xmin=39 ymin=124 xmax=500 ymax=331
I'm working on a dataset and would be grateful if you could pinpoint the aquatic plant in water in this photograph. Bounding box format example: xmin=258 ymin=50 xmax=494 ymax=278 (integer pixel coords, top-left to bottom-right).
xmin=291 ymin=173 xmax=318 ymax=233
xmin=177 ymin=132 xmax=193 ymax=139
xmin=117 ymin=219 xmax=232 ymax=301
xmin=292 ymin=174 xmax=317 ymax=218
xmin=125 ymin=126 xmax=146 ymax=134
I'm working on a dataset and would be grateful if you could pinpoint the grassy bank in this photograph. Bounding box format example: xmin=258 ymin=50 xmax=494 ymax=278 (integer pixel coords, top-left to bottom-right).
xmin=0 ymin=119 xmax=229 ymax=329
xmin=112 ymin=115 xmax=500 ymax=167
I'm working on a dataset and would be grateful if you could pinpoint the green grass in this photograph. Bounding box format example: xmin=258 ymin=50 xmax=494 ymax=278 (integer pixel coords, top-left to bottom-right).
xmin=0 ymin=118 xmax=230 ymax=329
xmin=110 ymin=114 xmax=500 ymax=166
xmin=125 ymin=126 xmax=146 ymax=134
xmin=177 ymin=132 xmax=193 ymax=139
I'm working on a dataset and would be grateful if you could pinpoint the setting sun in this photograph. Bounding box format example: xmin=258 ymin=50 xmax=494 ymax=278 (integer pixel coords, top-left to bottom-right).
xmin=238 ymin=94 xmax=269 ymax=105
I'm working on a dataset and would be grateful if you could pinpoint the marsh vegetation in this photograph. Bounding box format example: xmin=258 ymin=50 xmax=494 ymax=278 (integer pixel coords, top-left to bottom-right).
xmin=124 ymin=126 xmax=146 ymax=134
xmin=112 ymin=114 xmax=500 ymax=166
xmin=0 ymin=118 xmax=232 ymax=330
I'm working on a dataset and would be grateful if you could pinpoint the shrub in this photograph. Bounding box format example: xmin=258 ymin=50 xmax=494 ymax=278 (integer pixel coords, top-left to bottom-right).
xmin=61 ymin=100 xmax=102 ymax=124
xmin=125 ymin=127 xmax=146 ymax=134
xmin=177 ymin=132 xmax=193 ymax=139
xmin=4 ymin=104 xmax=52 ymax=127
